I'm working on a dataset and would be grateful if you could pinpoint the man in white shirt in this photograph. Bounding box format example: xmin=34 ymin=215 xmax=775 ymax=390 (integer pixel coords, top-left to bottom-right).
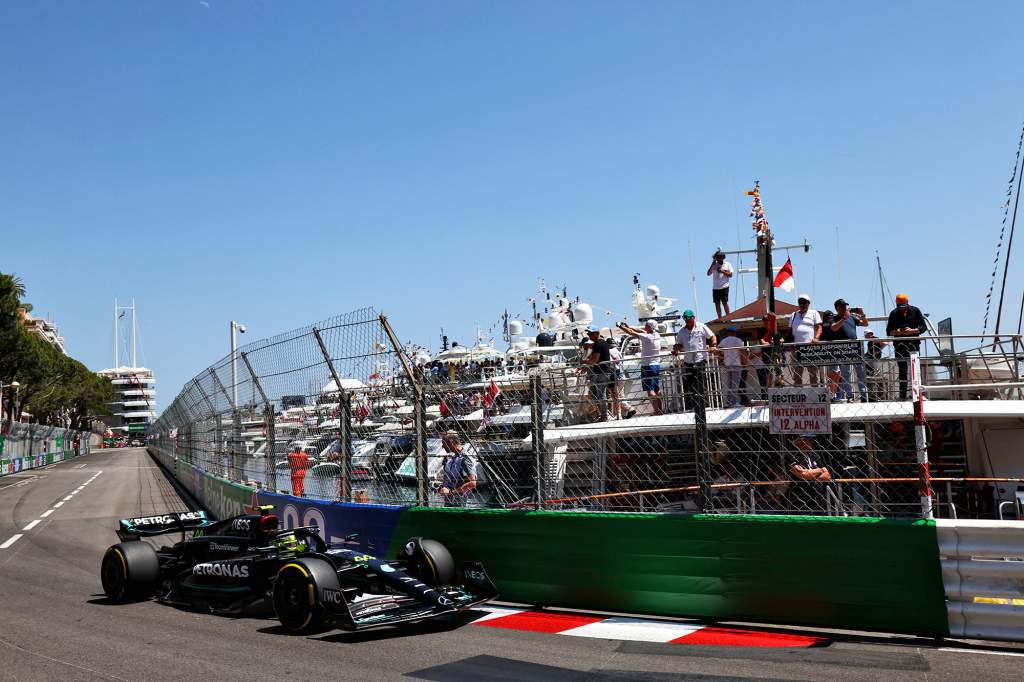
xmin=617 ymin=320 xmax=664 ymax=415
xmin=707 ymin=250 xmax=734 ymax=319
xmin=673 ymin=310 xmax=717 ymax=410
xmin=788 ymin=293 xmax=822 ymax=387
xmin=717 ymin=326 xmax=746 ymax=407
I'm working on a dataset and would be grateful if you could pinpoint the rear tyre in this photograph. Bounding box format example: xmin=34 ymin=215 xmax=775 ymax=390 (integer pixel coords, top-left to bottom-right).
xmin=399 ymin=537 xmax=455 ymax=586
xmin=101 ymin=542 xmax=160 ymax=602
xmin=273 ymin=558 xmax=339 ymax=633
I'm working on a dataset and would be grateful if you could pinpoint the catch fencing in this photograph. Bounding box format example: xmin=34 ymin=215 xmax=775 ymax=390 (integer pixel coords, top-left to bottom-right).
xmin=0 ymin=422 xmax=95 ymax=476
xmin=149 ymin=311 xmax=1023 ymax=519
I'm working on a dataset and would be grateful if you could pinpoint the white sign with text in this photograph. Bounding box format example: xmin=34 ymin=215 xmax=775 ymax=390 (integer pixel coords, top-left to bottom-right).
xmin=768 ymin=387 xmax=831 ymax=435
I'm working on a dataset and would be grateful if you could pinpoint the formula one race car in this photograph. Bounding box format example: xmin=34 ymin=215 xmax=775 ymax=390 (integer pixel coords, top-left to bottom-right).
xmin=100 ymin=507 xmax=497 ymax=632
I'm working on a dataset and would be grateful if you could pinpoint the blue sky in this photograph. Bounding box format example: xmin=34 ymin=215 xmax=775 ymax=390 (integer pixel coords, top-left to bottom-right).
xmin=3 ymin=1 xmax=1024 ymax=410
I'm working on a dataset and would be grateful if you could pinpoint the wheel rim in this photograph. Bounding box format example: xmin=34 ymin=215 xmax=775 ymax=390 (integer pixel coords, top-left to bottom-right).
xmin=274 ymin=568 xmax=314 ymax=630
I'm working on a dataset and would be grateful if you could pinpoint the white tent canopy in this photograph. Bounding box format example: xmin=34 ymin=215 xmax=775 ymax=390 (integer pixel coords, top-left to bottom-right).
xmin=321 ymin=378 xmax=369 ymax=393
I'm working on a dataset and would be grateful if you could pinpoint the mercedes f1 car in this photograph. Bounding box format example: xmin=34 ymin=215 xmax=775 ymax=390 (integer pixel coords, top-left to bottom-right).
xmin=100 ymin=507 xmax=497 ymax=632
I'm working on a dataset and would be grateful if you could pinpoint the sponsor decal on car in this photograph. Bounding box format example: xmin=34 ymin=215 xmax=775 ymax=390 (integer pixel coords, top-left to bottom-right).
xmin=209 ymin=542 xmax=240 ymax=552
xmin=231 ymin=518 xmax=251 ymax=531
xmin=322 ymin=588 xmax=345 ymax=605
xmin=192 ymin=562 xmax=250 ymax=579
xmin=378 ymin=563 xmax=395 ymax=573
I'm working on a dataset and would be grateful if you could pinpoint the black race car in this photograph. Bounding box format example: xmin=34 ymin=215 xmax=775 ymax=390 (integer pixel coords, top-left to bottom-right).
xmin=100 ymin=506 xmax=497 ymax=632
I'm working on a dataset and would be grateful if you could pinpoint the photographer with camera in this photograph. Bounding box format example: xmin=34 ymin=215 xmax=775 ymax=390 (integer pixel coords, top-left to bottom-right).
xmin=706 ymin=250 xmax=734 ymax=319
xmin=830 ymin=298 xmax=869 ymax=402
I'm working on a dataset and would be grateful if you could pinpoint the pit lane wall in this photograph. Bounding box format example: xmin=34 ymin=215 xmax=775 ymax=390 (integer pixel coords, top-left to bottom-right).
xmin=0 ymin=423 xmax=94 ymax=476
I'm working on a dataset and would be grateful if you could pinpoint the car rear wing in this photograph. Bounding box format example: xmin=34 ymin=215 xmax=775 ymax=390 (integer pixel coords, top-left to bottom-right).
xmin=117 ymin=510 xmax=212 ymax=540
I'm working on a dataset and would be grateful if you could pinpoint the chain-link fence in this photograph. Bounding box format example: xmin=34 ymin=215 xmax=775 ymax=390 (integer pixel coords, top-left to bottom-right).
xmin=1 ymin=422 xmax=95 ymax=475
xmin=150 ymin=312 xmax=1023 ymax=519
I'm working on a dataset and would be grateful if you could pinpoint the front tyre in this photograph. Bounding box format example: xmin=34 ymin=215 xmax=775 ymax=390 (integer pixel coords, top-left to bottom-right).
xmin=101 ymin=542 xmax=159 ymax=602
xmin=398 ymin=537 xmax=455 ymax=587
xmin=273 ymin=558 xmax=340 ymax=633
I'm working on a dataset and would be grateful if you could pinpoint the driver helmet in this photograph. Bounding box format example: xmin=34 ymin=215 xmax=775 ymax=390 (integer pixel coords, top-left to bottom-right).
xmin=274 ymin=531 xmax=305 ymax=554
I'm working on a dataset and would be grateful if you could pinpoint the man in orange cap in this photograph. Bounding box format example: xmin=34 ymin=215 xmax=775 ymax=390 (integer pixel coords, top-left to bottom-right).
xmin=886 ymin=293 xmax=927 ymax=400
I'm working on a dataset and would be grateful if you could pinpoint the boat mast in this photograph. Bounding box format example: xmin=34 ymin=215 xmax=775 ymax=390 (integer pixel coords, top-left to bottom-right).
xmin=113 ymin=298 xmax=118 ymax=367
xmin=131 ymin=298 xmax=137 ymax=369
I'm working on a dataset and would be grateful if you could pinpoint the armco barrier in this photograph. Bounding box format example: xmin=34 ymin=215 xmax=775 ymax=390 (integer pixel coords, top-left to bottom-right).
xmin=150 ymin=448 xmax=953 ymax=638
xmin=938 ymin=518 xmax=1024 ymax=641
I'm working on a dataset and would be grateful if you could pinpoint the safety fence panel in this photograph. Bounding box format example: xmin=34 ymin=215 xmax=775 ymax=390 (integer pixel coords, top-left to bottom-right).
xmin=149 ymin=311 xmax=1022 ymax=520
xmin=0 ymin=422 xmax=94 ymax=476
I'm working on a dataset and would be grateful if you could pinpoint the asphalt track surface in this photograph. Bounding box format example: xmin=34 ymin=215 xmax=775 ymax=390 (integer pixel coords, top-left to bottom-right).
xmin=2 ymin=447 xmax=1023 ymax=681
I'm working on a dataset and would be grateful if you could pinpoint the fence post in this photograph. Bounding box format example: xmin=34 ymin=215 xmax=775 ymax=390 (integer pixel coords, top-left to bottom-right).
xmin=693 ymin=365 xmax=711 ymax=510
xmin=312 ymin=327 xmax=352 ymax=503
xmin=910 ymin=353 xmax=933 ymax=518
xmin=208 ymin=368 xmax=236 ymax=479
xmin=339 ymin=391 xmax=352 ymax=503
xmin=239 ymin=351 xmax=272 ymax=491
xmin=530 ymin=374 xmax=546 ymax=508
xmin=264 ymin=405 xmax=277 ymax=493
xmin=379 ymin=315 xmax=428 ymax=506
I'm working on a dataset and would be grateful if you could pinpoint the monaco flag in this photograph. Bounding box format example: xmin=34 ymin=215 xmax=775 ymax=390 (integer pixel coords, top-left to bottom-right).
xmin=483 ymin=380 xmax=502 ymax=407
xmin=773 ymin=258 xmax=795 ymax=293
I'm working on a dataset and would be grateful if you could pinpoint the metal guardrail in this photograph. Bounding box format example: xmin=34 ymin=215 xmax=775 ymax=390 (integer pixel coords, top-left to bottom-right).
xmin=938 ymin=519 xmax=1024 ymax=641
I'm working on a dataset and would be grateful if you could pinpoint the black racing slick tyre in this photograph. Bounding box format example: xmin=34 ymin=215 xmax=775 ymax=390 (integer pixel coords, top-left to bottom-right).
xmin=101 ymin=542 xmax=160 ymax=602
xmin=273 ymin=558 xmax=340 ymax=633
xmin=399 ymin=538 xmax=455 ymax=587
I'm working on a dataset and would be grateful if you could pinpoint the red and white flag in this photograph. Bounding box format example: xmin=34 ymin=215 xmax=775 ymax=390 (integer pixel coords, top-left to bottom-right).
xmin=773 ymin=258 xmax=795 ymax=293
xmin=483 ymin=380 xmax=502 ymax=407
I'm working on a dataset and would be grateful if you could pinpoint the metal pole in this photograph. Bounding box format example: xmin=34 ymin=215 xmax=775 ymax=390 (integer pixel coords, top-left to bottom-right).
xmin=230 ymin=321 xmax=239 ymax=411
xmin=911 ymin=353 xmax=933 ymax=518
xmin=379 ymin=315 xmax=429 ymax=506
xmin=414 ymin=389 xmax=427 ymax=506
xmin=312 ymin=327 xmax=352 ymax=502
xmin=209 ymin=368 xmax=235 ymax=478
xmin=694 ymin=366 xmax=711 ymax=510
xmin=131 ymin=299 xmax=137 ymax=369
xmin=239 ymin=351 xmax=272 ymax=487
xmin=113 ymin=298 xmax=118 ymax=367
xmin=264 ymin=406 xmax=277 ymax=492
xmin=530 ymin=375 xmax=546 ymax=508
xmin=339 ymin=391 xmax=352 ymax=503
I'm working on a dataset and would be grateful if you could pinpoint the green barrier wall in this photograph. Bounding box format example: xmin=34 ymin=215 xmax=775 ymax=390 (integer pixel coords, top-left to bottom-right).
xmin=388 ymin=508 xmax=949 ymax=636
xmin=149 ymin=449 xmax=254 ymax=520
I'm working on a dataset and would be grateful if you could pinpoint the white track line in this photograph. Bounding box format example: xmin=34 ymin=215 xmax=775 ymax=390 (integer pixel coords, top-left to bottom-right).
xmin=938 ymin=648 xmax=1024 ymax=658
xmin=23 ymin=520 xmax=40 ymax=531
xmin=40 ymin=510 xmax=54 ymax=518
xmin=0 ymin=535 xmax=23 ymax=549
xmin=53 ymin=501 xmax=64 ymax=509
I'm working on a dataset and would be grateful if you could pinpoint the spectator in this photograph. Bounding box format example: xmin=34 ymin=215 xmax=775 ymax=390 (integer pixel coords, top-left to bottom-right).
xmin=287 ymin=443 xmax=309 ymax=497
xmin=863 ymin=328 xmax=889 ymax=401
xmin=673 ymin=310 xmax=717 ymax=410
xmin=707 ymin=250 xmax=734 ymax=319
xmin=886 ymin=293 xmax=927 ymax=400
xmin=607 ymin=337 xmax=636 ymax=420
xmin=830 ymin=298 xmax=868 ymax=402
xmin=581 ymin=327 xmax=615 ymax=421
xmin=617 ymin=319 xmax=664 ymax=415
xmin=789 ymin=294 xmax=822 ymax=387
xmin=789 ymin=435 xmax=831 ymax=512
xmin=438 ymin=430 xmax=477 ymax=507
xmin=717 ymin=326 xmax=746 ymax=407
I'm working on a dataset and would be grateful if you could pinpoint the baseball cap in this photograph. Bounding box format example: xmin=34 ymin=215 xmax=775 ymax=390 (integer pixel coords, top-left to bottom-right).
xmin=682 ymin=309 xmax=695 ymax=319
xmin=644 ymin=319 xmax=657 ymax=330
xmin=713 ymin=249 xmax=725 ymax=258
xmin=895 ymin=293 xmax=909 ymax=304
xmin=585 ymin=326 xmax=599 ymax=334
xmin=834 ymin=298 xmax=848 ymax=307
xmin=798 ymin=293 xmax=811 ymax=302
xmin=726 ymin=325 xmax=738 ymax=332
xmin=864 ymin=328 xmax=876 ymax=337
